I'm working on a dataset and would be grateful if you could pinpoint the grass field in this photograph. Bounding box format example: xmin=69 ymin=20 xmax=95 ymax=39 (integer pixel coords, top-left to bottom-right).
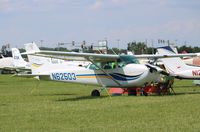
xmin=1 ymin=75 xmax=200 ymax=132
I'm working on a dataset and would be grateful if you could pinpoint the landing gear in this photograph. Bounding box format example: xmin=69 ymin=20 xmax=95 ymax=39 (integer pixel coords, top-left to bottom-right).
xmin=128 ymin=89 xmax=137 ymax=96
xmin=91 ymin=89 xmax=100 ymax=96
xmin=142 ymin=90 xmax=148 ymax=96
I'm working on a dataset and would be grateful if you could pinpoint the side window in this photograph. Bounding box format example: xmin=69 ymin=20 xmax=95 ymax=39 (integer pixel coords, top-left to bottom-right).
xmin=88 ymin=64 xmax=99 ymax=70
xmin=88 ymin=62 xmax=101 ymax=70
xmin=103 ymin=61 xmax=117 ymax=69
xmin=103 ymin=63 xmax=112 ymax=69
xmin=117 ymin=59 xmax=126 ymax=68
xmin=88 ymin=61 xmax=118 ymax=70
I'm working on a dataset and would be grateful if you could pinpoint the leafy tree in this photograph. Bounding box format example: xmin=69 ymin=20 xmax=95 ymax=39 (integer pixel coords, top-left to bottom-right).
xmin=40 ymin=47 xmax=55 ymax=51
xmin=177 ymin=45 xmax=192 ymax=53
xmin=177 ymin=45 xmax=200 ymax=53
xmin=19 ymin=48 xmax=26 ymax=53
xmin=127 ymin=42 xmax=147 ymax=54
xmin=192 ymin=46 xmax=200 ymax=53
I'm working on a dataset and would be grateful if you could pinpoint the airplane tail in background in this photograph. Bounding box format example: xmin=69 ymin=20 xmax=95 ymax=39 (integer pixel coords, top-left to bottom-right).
xmin=157 ymin=46 xmax=191 ymax=76
xmin=24 ymin=42 xmax=52 ymax=74
xmin=24 ymin=42 xmax=64 ymax=66
xmin=24 ymin=42 xmax=40 ymax=54
xmin=24 ymin=42 xmax=67 ymax=74
xmin=11 ymin=48 xmax=27 ymax=67
xmin=23 ymin=42 xmax=90 ymax=74
xmin=156 ymin=45 xmax=178 ymax=55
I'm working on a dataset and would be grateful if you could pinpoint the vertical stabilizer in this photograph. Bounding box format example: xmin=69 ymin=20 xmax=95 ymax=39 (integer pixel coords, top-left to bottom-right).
xmin=11 ymin=48 xmax=27 ymax=67
xmin=24 ymin=42 xmax=52 ymax=74
xmin=24 ymin=42 xmax=40 ymax=53
xmin=157 ymin=45 xmax=178 ymax=55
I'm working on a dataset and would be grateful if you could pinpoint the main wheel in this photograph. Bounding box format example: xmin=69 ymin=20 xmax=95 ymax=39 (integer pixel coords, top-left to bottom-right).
xmin=91 ymin=89 xmax=100 ymax=96
xmin=142 ymin=91 xmax=148 ymax=96
xmin=128 ymin=89 xmax=137 ymax=96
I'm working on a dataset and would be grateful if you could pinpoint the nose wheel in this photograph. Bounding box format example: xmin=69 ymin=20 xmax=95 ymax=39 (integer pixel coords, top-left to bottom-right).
xmin=91 ymin=89 xmax=100 ymax=96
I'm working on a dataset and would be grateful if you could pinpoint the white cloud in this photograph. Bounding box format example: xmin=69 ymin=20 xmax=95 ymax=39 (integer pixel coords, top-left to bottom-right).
xmin=0 ymin=0 xmax=72 ymax=13
xmin=0 ymin=0 xmax=32 ymax=13
xmin=0 ymin=0 xmax=13 ymax=12
xmin=163 ymin=19 xmax=200 ymax=36
xmin=89 ymin=0 xmax=103 ymax=11
xmin=96 ymin=18 xmax=200 ymax=47
xmin=111 ymin=0 xmax=129 ymax=5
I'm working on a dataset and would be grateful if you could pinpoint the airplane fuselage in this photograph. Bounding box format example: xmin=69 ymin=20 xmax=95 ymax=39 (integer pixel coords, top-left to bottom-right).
xmin=175 ymin=68 xmax=200 ymax=79
xmin=47 ymin=64 xmax=160 ymax=88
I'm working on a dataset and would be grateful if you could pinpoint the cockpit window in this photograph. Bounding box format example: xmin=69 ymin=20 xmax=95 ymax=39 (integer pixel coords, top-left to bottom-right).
xmin=88 ymin=61 xmax=117 ymax=70
xmin=88 ymin=55 xmax=140 ymax=70
xmin=118 ymin=55 xmax=140 ymax=67
xmin=88 ymin=63 xmax=100 ymax=70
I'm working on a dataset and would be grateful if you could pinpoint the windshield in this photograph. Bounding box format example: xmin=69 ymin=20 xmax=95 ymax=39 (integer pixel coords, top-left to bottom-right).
xmin=118 ymin=55 xmax=140 ymax=67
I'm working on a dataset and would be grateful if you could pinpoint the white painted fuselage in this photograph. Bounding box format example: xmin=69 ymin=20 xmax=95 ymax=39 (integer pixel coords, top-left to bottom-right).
xmin=45 ymin=64 xmax=160 ymax=88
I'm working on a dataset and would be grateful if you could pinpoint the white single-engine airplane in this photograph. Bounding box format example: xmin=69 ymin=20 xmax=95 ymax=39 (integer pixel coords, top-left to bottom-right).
xmin=0 ymin=48 xmax=30 ymax=73
xmin=157 ymin=46 xmax=200 ymax=80
xmin=20 ymin=42 xmax=199 ymax=96
xmin=19 ymin=43 xmax=173 ymax=96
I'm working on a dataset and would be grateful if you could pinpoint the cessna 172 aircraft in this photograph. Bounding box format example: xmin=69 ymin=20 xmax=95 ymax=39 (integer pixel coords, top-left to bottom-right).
xmin=0 ymin=48 xmax=30 ymax=73
xmin=157 ymin=46 xmax=200 ymax=80
xmin=19 ymin=43 xmax=171 ymax=96
xmin=20 ymin=42 xmax=199 ymax=96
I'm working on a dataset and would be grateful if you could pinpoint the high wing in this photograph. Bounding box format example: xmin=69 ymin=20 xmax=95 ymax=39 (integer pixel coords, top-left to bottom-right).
xmin=23 ymin=42 xmax=119 ymax=62
xmin=27 ymin=50 xmax=198 ymax=62
xmin=23 ymin=42 xmax=197 ymax=62
xmin=134 ymin=53 xmax=197 ymax=59
xmin=33 ymin=50 xmax=119 ymax=62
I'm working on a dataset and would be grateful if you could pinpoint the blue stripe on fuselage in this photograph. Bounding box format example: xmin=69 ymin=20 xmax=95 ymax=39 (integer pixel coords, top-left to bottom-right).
xmin=76 ymin=73 xmax=143 ymax=81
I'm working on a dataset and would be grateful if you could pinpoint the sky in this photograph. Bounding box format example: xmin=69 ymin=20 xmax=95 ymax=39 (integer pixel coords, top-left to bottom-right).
xmin=0 ymin=0 xmax=200 ymax=49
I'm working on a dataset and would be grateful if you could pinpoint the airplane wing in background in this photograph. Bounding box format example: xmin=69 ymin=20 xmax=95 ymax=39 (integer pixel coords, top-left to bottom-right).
xmin=134 ymin=53 xmax=197 ymax=59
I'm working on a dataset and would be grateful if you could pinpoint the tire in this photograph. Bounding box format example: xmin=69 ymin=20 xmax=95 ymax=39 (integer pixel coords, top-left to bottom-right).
xmin=91 ymin=89 xmax=100 ymax=96
xmin=128 ymin=89 xmax=137 ymax=96
xmin=143 ymin=91 xmax=148 ymax=96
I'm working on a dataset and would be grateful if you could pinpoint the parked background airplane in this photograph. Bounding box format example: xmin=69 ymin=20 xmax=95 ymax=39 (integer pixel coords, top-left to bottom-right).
xmin=0 ymin=48 xmax=30 ymax=74
xmin=157 ymin=46 xmax=200 ymax=80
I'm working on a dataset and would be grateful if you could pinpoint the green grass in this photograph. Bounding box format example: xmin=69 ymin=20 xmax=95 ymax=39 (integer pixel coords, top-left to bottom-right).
xmin=1 ymin=75 xmax=200 ymax=132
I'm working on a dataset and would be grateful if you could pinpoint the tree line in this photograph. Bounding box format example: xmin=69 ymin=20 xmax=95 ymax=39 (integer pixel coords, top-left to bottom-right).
xmin=15 ymin=41 xmax=200 ymax=55
xmin=127 ymin=41 xmax=200 ymax=54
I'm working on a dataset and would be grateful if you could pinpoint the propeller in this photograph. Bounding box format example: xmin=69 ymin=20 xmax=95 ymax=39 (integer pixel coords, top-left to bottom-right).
xmin=145 ymin=63 xmax=169 ymax=76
